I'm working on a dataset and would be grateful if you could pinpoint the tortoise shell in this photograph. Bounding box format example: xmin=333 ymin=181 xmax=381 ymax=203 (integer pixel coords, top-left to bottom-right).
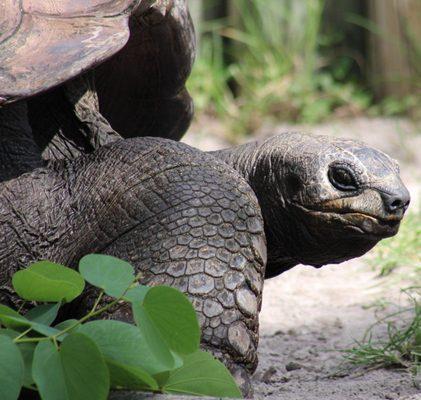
xmin=0 ymin=0 xmax=150 ymax=105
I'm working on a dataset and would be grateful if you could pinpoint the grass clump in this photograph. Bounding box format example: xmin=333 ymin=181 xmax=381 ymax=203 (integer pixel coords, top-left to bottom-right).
xmin=343 ymin=290 xmax=420 ymax=375
xmin=342 ymin=208 xmax=421 ymax=384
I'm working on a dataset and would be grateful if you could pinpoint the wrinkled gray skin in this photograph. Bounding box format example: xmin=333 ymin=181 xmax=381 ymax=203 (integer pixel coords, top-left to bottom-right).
xmin=0 ymin=101 xmax=410 ymax=397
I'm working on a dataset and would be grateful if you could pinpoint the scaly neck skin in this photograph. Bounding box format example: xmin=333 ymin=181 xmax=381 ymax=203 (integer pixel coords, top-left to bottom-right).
xmin=211 ymin=141 xmax=299 ymax=278
xmin=210 ymin=142 xmax=261 ymax=182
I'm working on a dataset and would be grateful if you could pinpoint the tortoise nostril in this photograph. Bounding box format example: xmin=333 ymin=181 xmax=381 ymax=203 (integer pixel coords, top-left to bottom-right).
xmin=383 ymin=190 xmax=410 ymax=213
xmin=391 ymin=199 xmax=403 ymax=209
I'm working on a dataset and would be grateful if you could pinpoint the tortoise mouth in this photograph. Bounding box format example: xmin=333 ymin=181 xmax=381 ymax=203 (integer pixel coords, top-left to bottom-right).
xmin=294 ymin=204 xmax=402 ymax=239
xmin=340 ymin=212 xmax=401 ymax=238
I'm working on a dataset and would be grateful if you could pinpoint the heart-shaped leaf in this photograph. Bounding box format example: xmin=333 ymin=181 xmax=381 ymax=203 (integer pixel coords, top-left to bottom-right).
xmin=32 ymin=333 xmax=109 ymax=400
xmin=0 ymin=305 xmax=66 ymax=338
xmin=12 ymin=261 xmax=84 ymax=302
xmin=132 ymin=304 xmax=178 ymax=372
xmin=25 ymin=303 xmax=61 ymax=326
xmin=133 ymin=286 xmax=200 ymax=355
xmin=164 ymin=350 xmax=242 ymax=398
xmin=0 ymin=305 xmax=29 ymax=329
xmin=79 ymin=254 xmax=135 ymax=298
xmin=107 ymin=360 xmax=158 ymax=391
xmin=18 ymin=342 xmax=36 ymax=388
xmin=78 ymin=320 xmax=174 ymax=375
xmin=54 ymin=319 xmax=80 ymax=334
xmin=123 ymin=285 xmax=150 ymax=303
xmin=0 ymin=329 xmax=19 ymax=339
xmin=0 ymin=335 xmax=24 ymax=400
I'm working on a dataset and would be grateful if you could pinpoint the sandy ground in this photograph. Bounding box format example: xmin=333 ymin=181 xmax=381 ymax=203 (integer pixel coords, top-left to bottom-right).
xmin=183 ymin=117 xmax=421 ymax=400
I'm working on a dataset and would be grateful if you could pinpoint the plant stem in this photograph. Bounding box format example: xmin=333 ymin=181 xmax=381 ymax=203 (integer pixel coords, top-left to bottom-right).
xmin=13 ymin=327 xmax=32 ymax=342
xmin=89 ymin=290 xmax=104 ymax=314
xmin=53 ymin=290 xmax=130 ymax=340
xmin=15 ymin=336 xmax=49 ymax=343
xmin=14 ymin=283 xmax=135 ymax=345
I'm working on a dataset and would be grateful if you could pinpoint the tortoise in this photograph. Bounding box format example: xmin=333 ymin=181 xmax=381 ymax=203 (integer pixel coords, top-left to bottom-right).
xmin=0 ymin=0 xmax=410 ymax=397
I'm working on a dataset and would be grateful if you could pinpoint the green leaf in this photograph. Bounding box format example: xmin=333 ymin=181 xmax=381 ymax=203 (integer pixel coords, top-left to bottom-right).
xmin=79 ymin=254 xmax=135 ymax=298
xmin=123 ymin=285 xmax=150 ymax=303
xmin=18 ymin=342 xmax=36 ymax=388
xmin=32 ymin=334 xmax=109 ymax=400
xmin=0 ymin=335 xmax=24 ymax=400
xmin=0 ymin=329 xmax=19 ymax=339
xmin=0 ymin=305 xmax=28 ymax=329
xmin=12 ymin=261 xmax=85 ymax=303
xmin=171 ymin=351 xmax=184 ymax=370
xmin=0 ymin=328 xmax=35 ymax=387
xmin=0 ymin=304 xmax=61 ymax=337
xmin=164 ymin=350 xmax=242 ymax=398
xmin=134 ymin=286 xmax=200 ymax=354
xmin=132 ymin=305 xmax=177 ymax=372
xmin=30 ymin=322 xmax=61 ymax=338
xmin=153 ymin=370 xmax=170 ymax=387
xmin=107 ymin=360 xmax=158 ymax=391
xmin=25 ymin=303 xmax=61 ymax=326
xmin=32 ymin=340 xmax=66 ymax=400
xmin=54 ymin=319 xmax=80 ymax=334
xmin=78 ymin=320 xmax=174 ymax=375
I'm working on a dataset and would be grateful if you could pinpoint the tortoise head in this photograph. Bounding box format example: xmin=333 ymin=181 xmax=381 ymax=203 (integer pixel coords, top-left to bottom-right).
xmin=215 ymin=132 xmax=410 ymax=276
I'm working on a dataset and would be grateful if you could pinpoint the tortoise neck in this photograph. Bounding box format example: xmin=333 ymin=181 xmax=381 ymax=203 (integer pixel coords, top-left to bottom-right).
xmin=210 ymin=141 xmax=300 ymax=277
xmin=209 ymin=141 xmax=261 ymax=186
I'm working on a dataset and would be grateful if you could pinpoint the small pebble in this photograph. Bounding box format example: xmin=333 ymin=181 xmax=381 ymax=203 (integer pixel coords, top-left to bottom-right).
xmin=262 ymin=366 xmax=277 ymax=383
xmin=285 ymin=361 xmax=302 ymax=371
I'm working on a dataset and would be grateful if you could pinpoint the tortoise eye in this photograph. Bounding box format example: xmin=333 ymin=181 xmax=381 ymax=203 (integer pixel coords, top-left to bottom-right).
xmin=328 ymin=165 xmax=358 ymax=191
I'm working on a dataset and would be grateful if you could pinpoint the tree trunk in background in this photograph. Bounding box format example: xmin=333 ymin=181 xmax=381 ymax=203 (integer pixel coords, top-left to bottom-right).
xmin=368 ymin=0 xmax=421 ymax=99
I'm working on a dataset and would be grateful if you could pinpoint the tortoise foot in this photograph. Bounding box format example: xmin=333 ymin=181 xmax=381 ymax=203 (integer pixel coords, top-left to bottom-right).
xmin=229 ymin=363 xmax=254 ymax=399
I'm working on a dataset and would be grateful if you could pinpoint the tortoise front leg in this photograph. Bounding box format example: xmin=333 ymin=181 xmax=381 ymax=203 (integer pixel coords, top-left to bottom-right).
xmin=0 ymin=137 xmax=265 ymax=396
xmin=94 ymin=152 xmax=267 ymax=396
xmin=56 ymin=138 xmax=267 ymax=396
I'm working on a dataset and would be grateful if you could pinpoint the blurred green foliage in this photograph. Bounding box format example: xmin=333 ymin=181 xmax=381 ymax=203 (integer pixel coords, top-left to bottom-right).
xmin=368 ymin=207 xmax=420 ymax=282
xmin=187 ymin=0 xmax=420 ymax=135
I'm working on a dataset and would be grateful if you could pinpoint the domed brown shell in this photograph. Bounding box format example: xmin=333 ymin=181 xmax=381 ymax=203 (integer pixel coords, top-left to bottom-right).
xmin=0 ymin=0 xmax=145 ymax=105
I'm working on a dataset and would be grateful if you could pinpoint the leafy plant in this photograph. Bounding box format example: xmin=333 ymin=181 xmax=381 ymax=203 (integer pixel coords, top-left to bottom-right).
xmin=0 ymin=254 xmax=242 ymax=400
